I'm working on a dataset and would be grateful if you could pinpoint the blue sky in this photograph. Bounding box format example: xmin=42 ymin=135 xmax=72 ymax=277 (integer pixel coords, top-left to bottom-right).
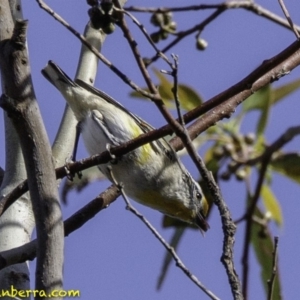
xmin=1 ymin=0 xmax=300 ymax=299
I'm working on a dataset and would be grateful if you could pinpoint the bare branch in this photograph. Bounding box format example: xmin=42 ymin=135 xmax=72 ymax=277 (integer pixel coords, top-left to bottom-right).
xmin=36 ymin=0 xmax=157 ymax=100
xmin=168 ymin=55 xmax=242 ymax=299
xmin=114 ymin=7 xmax=172 ymax=66
xmin=0 ymin=185 xmax=120 ymax=269
xmin=116 ymin=2 xmax=200 ymax=152
xmin=145 ymin=8 xmax=225 ymax=65
xmin=126 ymin=1 xmax=300 ymax=33
xmin=278 ymin=0 xmax=300 ymax=39
xmin=115 ymin=14 xmax=240 ymax=287
xmin=240 ymin=125 xmax=300 ymax=166
xmin=117 ymin=16 xmax=240 ymax=291
xmin=2 ymin=36 xmax=300 ymax=220
xmin=127 ymin=1 xmax=300 ymax=66
xmin=0 ymin=0 xmax=33 ymax=292
xmin=171 ymin=38 xmax=300 ymax=151
xmin=125 ymin=3 xmax=228 ymax=13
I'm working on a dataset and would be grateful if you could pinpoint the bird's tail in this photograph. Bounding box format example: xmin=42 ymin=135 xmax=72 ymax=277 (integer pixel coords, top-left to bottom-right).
xmin=42 ymin=60 xmax=77 ymax=89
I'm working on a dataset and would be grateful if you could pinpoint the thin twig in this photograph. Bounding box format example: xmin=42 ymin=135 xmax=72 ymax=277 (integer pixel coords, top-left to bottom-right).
xmin=2 ymin=30 xmax=300 ymax=222
xmin=116 ymin=0 xmax=199 ymax=161
xmin=36 ymin=0 xmax=156 ymax=100
xmin=241 ymin=159 xmax=270 ymax=299
xmin=169 ymin=54 xmax=185 ymax=127
xmin=107 ymin=167 xmax=220 ymax=300
xmin=115 ymin=0 xmax=179 ymax=140
xmin=127 ymin=1 xmax=300 ymax=66
xmin=114 ymin=6 xmax=172 ymax=67
xmin=229 ymin=126 xmax=300 ymax=167
xmin=267 ymin=236 xmax=279 ymax=300
xmin=145 ymin=8 xmax=225 ymax=65
xmin=209 ymin=127 xmax=300 ymax=228
xmin=116 ymin=1 xmax=228 ymax=215
xmin=278 ymin=0 xmax=300 ymax=39
xmin=125 ymin=3 xmax=228 ymax=13
xmin=126 ymin=1 xmax=300 ymax=34
xmin=1 ymin=36 xmax=300 ymax=220
xmin=168 ymin=55 xmax=242 ymax=300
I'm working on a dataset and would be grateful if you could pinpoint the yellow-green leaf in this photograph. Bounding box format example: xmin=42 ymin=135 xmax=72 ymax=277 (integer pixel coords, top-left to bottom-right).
xmin=153 ymin=68 xmax=175 ymax=102
xmin=261 ymin=185 xmax=283 ymax=226
xmin=271 ymin=78 xmax=300 ymax=105
xmin=129 ymin=68 xmax=202 ymax=110
xmin=243 ymin=85 xmax=271 ymax=135
xmin=243 ymin=85 xmax=271 ymax=112
xmin=177 ymin=84 xmax=202 ymax=110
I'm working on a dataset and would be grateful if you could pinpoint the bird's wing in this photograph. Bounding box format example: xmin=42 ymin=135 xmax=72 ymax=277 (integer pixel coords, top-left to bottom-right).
xmin=76 ymin=79 xmax=177 ymax=160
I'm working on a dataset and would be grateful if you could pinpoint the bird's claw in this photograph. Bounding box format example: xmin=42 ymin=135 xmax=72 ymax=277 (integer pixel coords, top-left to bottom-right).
xmin=64 ymin=157 xmax=82 ymax=181
xmin=106 ymin=144 xmax=118 ymax=164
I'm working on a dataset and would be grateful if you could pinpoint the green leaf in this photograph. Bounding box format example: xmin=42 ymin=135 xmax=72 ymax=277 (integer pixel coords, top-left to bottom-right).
xmin=251 ymin=207 xmax=282 ymax=300
xmin=242 ymin=79 xmax=300 ymax=135
xmin=176 ymin=84 xmax=202 ymax=110
xmin=243 ymin=85 xmax=271 ymax=135
xmin=156 ymin=227 xmax=185 ymax=290
xmin=153 ymin=68 xmax=175 ymax=102
xmin=271 ymin=78 xmax=300 ymax=105
xmin=261 ymin=185 xmax=283 ymax=226
xmin=243 ymin=85 xmax=271 ymax=112
xmin=204 ymin=147 xmax=221 ymax=175
xmin=270 ymin=153 xmax=300 ymax=184
xmin=256 ymin=107 xmax=269 ymax=135
xmin=129 ymin=68 xmax=202 ymax=110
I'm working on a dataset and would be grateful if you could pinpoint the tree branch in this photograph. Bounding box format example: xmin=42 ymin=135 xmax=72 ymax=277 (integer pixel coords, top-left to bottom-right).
xmin=108 ymin=168 xmax=220 ymax=300
xmin=0 ymin=0 xmax=34 ymax=294
xmin=1 ymin=35 xmax=300 ymax=220
xmin=36 ymin=0 xmax=158 ymax=100
xmin=0 ymin=20 xmax=64 ymax=296
xmin=128 ymin=0 xmax=300 ymax=66
xmin=0 ymin=185 xmax=120 ymax=270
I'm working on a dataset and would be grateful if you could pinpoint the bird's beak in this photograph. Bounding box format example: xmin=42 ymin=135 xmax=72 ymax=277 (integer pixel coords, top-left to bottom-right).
xmin=195 ymin=210 xmax=210 ymax=233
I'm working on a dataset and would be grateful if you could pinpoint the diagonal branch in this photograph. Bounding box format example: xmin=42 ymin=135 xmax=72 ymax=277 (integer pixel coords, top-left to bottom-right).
xmin=1 ymin=36 xmax=300 ymax=220
xmin=0 ymin=185 xmax=120 ymax=270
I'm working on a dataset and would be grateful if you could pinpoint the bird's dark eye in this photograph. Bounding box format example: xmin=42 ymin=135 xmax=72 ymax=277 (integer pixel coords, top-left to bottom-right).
xmin=196 ymin=192 xmax=202 ymax=199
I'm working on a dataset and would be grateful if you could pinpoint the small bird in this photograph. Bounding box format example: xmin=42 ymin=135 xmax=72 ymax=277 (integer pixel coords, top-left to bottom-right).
xmin=42 ymin=61 xmax=209 ymax=232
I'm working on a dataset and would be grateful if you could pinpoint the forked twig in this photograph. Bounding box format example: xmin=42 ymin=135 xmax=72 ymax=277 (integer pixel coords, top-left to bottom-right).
xmin=278 ymin=0 xmax=300 ymax=39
